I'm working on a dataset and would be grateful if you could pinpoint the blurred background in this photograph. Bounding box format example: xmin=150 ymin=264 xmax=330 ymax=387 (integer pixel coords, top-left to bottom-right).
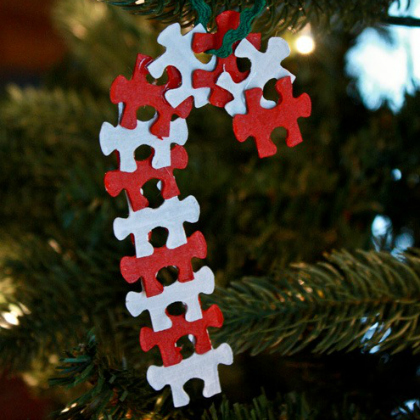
xmin=1 ymin=0 xmax=420 ymax=418
xmin=0 ymin=1 xmax=64 ymax=86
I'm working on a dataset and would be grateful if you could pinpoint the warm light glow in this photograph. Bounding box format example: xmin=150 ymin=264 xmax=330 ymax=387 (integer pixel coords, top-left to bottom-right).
xmin=3 ymin=311 xmax=19 ymax=325
xmin=295 ymin=35 xmax=315 ymax=55
xmin=61 ymin=403 xmax=78 ymax=414
xmin=0 ymin=304 xmax=24 ymax=328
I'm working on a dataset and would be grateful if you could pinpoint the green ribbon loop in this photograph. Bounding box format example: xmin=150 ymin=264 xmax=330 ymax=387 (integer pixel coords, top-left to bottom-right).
xmin=189 ymin=0 xmax=267 ymax=58
xmin=189 ymin=0 xmax=212 ymax=28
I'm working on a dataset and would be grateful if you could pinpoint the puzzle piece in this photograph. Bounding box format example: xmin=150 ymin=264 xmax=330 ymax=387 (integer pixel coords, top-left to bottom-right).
xmin=147 ymin=23 xmax=217 ymax=108
xmin=216 ymin=37 xmax=295 ymax=116
xmin=233 ymin=77 xmax=311 ymax=158
xmin=114 ymin=196 xmax=200 ymax=258
xmin=120 ymin=231 xmax=207 ymax=296
xmin=126 ymin=266 xmax=214 ymax=331
xmin=99 ymin=117 xmax=188 ymax=171
xmin=140 ymin=304 xmax=223 ymax=366
xmin=104 ymin=145 xmax=188 ymax=211
xmin=110 ymin=53 xmax=193 ymax=137
xmin=192 ymin=11 xmax=261 ymax=108
xmin=147 ymin=343 xmax=233 ymax=407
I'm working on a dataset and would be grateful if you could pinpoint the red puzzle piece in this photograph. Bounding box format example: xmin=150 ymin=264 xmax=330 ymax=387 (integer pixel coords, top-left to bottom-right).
xmin=192 ymin=11 xmax=261 ymax=108
xmin=120 ymin=231 xmax=207 ymax=297
xmin=110 ymin=54 xmax=193 ymax=136
xmin=104 ymin=145 xmax=188 ymax=211
xmin=140 ymin=305 xmax=223 ymax=366
xmin=233 ymin=77 xmax=311 ymax=158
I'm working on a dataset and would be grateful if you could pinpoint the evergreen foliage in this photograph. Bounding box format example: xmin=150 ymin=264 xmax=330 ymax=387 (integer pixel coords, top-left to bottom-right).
xmin=1 ymin=0 xmax=420 ymax=418
xmin=107 ymin=0 xmax=400 ymax=34
xmin=212 ymin=249 xmax=420 ymax=356
xmin=49 ymin=331 xmax=375 ymax=419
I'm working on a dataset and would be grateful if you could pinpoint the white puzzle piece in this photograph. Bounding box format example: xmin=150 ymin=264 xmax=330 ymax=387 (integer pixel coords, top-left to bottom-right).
xmin=113 ymin=196 xmax=200 ymax=258
xmin=147 ymin=343 xmax=233 ymax=407
xmin=216 ymin=37 xmax=295 ymax=116
xmin=125 ymin=266 xmax=215 ymax=331
xmin=99 ymin=117 xmax=188 ymax=171
xmin=147 ymin=23 xmax=217 ymax=109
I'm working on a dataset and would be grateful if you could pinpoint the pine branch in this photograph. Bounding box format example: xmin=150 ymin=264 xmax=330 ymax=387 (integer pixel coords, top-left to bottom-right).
xmin=53 ymin=0 xmax=159 ymax=91
xmin=2 ymin=86 xmax=113 ymax=144
xmin=51 ymin=331 xmax=383 ymax=420
xmin=203 ymin=391 xmax=377 ymax=420
xmin=49 ymin=330 xmax=166 ymax=420
xmin=0 ymin=235 xmax=132 ymax=372
xmin=106 ymin=0 xmax=398 ymax=34
xmin=0 ymin=86 xmax=118 ymax=237
xmin=209 ymin=249 xmax=420 ymax=356
xmin=203 ymin=391 xmax=316 ymax=420
xmin=383 ymin=16 xmax=420 ymax=27
xmin=51 ymin=332 xmax=378 ymax=419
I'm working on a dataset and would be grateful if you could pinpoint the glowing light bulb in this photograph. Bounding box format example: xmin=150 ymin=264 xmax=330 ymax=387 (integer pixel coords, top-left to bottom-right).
xmin=3 ymin=310 xmax=19 ymax=326
xmin=0 ymin=304 xmax=25 ymax=328
xmin=296 ymin=35 xmax=315 ymax=55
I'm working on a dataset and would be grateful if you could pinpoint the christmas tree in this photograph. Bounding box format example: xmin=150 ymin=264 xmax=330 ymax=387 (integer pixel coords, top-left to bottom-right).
xmin=1 ymin=0 xmax=420 ymax=418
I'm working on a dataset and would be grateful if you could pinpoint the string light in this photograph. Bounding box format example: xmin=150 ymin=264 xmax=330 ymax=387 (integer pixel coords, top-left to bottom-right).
xmin=0 ymin=303 xmax=30 ymax=329
xmin=295 ymin=34 xmax=315 ymax=55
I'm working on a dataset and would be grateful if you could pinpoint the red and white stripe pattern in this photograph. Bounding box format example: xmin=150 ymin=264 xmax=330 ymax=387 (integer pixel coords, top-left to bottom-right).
xmin=100 ymin=40 xmax=232 ymax=406
xmin=100 ymin=14 xmax=310 ymax=406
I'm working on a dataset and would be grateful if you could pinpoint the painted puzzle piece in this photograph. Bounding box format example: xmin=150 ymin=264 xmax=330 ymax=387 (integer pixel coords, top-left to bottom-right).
xmin=104 ymin=145 xmax=188 ymax=211
xmin=147 ymin=343 xmax=233 ymax=407
xmin=120 ymin=231 xmax=207 ymax=296
xmin=140 ymin=304 xmax=223 ymax=366
xmin=99 ymin=117 xmax=188 ymax=172
xmin=114 ymin=196 xmax=200 ymax=258
xmin=233 ymin=77 xmax=311 ymax=158
xmin=126 ymin=266 xmax=215 ymax=331
xmin=110 ymin=53 xmax=193 ymax=137
xmin=192 ymin=10 xmax=261 ymax=108
xmin=216 ymin=37 xmax=295 ymax=116
xmin=147 ymin=23 xmax=217 ymax=108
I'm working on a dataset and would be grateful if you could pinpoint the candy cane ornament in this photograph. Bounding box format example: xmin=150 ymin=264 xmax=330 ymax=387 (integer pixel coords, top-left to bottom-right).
xmin=99 ymin=11 xmax=311 ymax=407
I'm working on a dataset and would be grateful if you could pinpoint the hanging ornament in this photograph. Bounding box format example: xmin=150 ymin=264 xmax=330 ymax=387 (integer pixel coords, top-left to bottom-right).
xmin=99 ymin=1 xmax=311 ymax=408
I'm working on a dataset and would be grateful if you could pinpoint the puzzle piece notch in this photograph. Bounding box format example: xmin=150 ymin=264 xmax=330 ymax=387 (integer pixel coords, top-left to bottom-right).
xmin=110 ymin=53 xmax=193 ymax=137
xmin=126 ymin=266 xmax=215 ymax=331
xmin=233 ymin=77 xmax=311 ymax=158
xmin=147 ymin=23 xmax=217 ymax=109
xmin=192 ymin=11 xmax=262 ymax=108
xmin=140 ymin=304 xmax=223 ymax=366
xmin=104 ymin=145 xmax=188 ymax=211
xmin=120 ymin=231 xmax=207 ymax=296
xmin=114 ymin=195 xmax=200 ymax=258
xmin=99 ymin=117 xmax=188 ymax=172
xmin=147 ymin=343 xmax=233 ymax=407
xmin=216 ymin=37 xmax=295 ymax=116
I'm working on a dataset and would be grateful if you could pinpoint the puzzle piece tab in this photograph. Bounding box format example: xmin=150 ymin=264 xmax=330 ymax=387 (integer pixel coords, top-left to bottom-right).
xmin=147 ymin=343 xmax=233 ymax=407
xmin=216 ymin=37 xmax=295 ymax=116
xmin=114 ymin=196 xmax=200 ymax=258
xmin=99 ymin=117 xmax=188 ymax=171
xmin=192 ymin=11 xmax=261 ymax=108
xmin=104 ymin=145 xmax=188 ymax=211
xmin=120 ymin=231 xmax=207 ymax=296
xmin=233 ymin=77 xmax=311 ymax=158
xmin=126 ymin=266 xmax=215 ymax=331
xmin=111 ymin=54 xmax=193 ymax=137
xmin=148 ymin=23 xmax=217 ymax=108
xmin=140 ymin=304 xmax=223 ymax=366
